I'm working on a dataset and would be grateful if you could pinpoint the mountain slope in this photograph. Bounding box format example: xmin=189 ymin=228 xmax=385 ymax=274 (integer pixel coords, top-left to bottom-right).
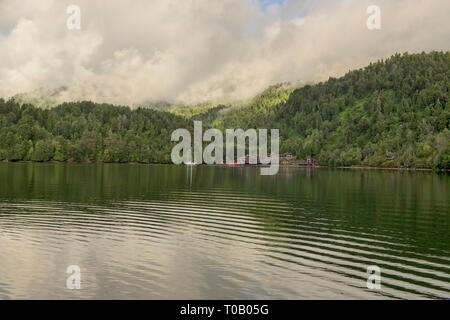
xmin=0 ymin=100 xmax=191 ymax=163
xmin=0 ymin=52 xmax=448 ymax=169
xmin=215 ymin=52 xmax=449 ymax=169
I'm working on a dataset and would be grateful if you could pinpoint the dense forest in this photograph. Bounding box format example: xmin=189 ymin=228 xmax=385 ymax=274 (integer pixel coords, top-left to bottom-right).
xmin=216 ymin=52 xmax=450 ymax=169
xmin=0 ymin=51 xmax=448 ymax=169
xmin=0 ymin=100 xmax=191 ymax=163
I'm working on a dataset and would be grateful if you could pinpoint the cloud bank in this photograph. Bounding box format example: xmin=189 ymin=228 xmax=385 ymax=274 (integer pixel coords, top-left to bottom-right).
xmin=0 ymin=0 xmax=449 ymax=106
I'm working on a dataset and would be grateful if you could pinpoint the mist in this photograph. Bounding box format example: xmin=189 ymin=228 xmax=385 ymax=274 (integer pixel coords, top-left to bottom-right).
xmin=0 ymin=0 xmax=449 ymax=106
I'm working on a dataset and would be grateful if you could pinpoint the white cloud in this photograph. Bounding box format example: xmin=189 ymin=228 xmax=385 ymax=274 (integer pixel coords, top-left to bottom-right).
xmin=0 ymin=0 xmax=449 ymax=106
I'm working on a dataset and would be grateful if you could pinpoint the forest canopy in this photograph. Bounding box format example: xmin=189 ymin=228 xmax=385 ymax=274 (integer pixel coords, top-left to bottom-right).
xmin=215 ymin=52 xmax=450 ymax=169
xmin=0 ymin=52 xmax=448 ymax=169
xmin=0 ymin=100 xmax=191 ymax=163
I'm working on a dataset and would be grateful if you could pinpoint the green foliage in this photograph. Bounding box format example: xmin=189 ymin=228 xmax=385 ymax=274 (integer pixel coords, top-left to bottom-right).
xmin=168 ymin=103 xmax=228 ymax=121
xmin=0 ymin=52 xmax=448 ymax=169
xmin=0 ymin=100 xmax=191 ymax=164
xmin=214 ymin=52 xmax=450 ymax=169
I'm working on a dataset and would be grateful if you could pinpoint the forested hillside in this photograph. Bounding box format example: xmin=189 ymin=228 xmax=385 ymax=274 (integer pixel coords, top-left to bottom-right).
xmin=0 ymin=100 xmax=190 ymax=163
xmin=216 ymin=52 xmax=449 ymax=169
xmin=0 ymin=52 xmax=448 ymax=169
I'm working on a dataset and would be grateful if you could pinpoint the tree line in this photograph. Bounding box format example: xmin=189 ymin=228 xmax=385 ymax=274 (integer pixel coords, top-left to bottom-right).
xmin=0 ymin=100 xmax=191 ymax=163
xmin=215 ymin=52 xmax=449 ymax=169
xmin=0 ymin=51 xmax=448 ymax=169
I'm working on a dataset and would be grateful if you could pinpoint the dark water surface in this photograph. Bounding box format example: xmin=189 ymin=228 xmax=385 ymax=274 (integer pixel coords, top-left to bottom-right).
xmin=0 ymin=163 xmax=448 ymax=299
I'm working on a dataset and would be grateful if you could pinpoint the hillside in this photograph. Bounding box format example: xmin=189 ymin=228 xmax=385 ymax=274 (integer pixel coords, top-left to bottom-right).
xmin=213 ymin=52 xmax=449 ymax=169
xmin=0 ymin=100 xmax=190 ymax=163
xmin=0 ymin=52 xmax=449 ymax=169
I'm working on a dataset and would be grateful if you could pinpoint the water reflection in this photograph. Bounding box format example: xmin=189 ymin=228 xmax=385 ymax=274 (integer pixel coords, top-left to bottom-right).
xmin=0 ymin=163 xmax=449 ymax=299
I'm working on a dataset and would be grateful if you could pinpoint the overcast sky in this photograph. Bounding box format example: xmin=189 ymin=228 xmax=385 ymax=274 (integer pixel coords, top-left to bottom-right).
xmin=0 ymin=0 xmax=449 ymax=105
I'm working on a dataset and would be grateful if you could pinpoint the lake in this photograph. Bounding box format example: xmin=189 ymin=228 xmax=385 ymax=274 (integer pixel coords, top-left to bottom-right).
xmin=0 ymin=163 xmax=449 ymax=299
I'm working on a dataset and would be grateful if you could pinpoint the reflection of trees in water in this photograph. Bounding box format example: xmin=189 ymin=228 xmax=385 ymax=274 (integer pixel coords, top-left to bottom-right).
xmin=0 ymin=163 xmax=448 ymax=252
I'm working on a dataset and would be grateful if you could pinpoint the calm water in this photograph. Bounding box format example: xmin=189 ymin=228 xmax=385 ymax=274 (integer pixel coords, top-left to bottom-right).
xmin=0 ymin=163 xmax=449 ymax=300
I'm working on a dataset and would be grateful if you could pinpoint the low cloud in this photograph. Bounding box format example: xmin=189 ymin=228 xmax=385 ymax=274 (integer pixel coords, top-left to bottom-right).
xmin=0 ymin=0 xmax=449 ymax=106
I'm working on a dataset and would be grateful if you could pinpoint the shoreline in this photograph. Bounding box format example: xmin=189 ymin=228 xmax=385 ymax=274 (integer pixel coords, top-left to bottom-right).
xmin=1 ymin=160 xmax=448 ymax=172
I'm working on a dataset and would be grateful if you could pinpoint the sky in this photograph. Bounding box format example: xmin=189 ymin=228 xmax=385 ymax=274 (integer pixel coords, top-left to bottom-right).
xmin=0 ymin=0 xmax=449 ymax=106
xmin=260 ymin=0 xmax=285 ymax=9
